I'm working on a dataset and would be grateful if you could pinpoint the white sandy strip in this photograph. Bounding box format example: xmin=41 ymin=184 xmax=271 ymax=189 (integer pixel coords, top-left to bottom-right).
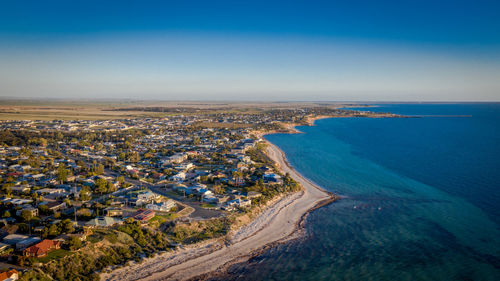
xmin=101 ymin=142 xmax=330 ymax=281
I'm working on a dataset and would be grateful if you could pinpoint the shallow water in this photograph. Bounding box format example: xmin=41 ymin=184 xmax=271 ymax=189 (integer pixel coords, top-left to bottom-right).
xmin=212 ymin=104 xmax=500 ymax=281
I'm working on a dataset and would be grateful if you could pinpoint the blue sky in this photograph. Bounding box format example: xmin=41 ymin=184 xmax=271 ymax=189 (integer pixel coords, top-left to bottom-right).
xmin=1 ymin=0 xmax=499 ymax=101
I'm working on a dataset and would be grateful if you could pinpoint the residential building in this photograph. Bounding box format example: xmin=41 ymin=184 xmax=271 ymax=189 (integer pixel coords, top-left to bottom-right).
xmin=0 ymin=269 xmax=18 ymax=281
xmin=145 ymin=200 xmax=176 ymax=212
xmin=85 ymin=217 xmax=123 ymax=227
xmin=133 ymin=209 xmax=155 ymax=222
xmin=16 ymin=237 xmax=42 ymax=250
xmin=23 ymin=239 xmax=61 ymax=257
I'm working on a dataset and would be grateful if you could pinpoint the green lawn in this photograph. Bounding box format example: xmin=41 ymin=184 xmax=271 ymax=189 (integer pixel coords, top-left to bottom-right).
xmin=148 ymin=213 xmax=177 ymax=227
xmin=200 ymin=203 xmax=217 ymax=208
xmin=162 ymin=190 xmax=184 ymax=198
xmin=35 ymin=249 xmax=72 ymax=263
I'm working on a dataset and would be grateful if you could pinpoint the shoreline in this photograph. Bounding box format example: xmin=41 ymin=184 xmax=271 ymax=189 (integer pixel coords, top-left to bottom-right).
xmin=101 ymin=124 xmax=336 ymax=281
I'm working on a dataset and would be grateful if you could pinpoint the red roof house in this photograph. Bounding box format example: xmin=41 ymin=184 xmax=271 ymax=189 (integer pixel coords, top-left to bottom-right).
xmin=0 ymin=269 xmax=18 ymax=281
xmin=23 ymin=239 xmax=61 ymax=257
xmin=133 ymin=209 xmax=155 ymax=222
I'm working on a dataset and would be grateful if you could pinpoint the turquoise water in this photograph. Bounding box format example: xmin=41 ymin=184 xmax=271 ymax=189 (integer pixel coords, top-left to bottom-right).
xmin=215 ymin=104 xmax=500 ymax=281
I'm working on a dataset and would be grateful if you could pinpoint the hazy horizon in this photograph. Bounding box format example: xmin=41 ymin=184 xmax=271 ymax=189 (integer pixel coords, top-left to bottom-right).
xmin=1 ymin=1 xmax=499 ymax=101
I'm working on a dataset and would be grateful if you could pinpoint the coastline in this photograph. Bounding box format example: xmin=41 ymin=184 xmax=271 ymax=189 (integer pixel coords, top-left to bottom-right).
xmin=101 ymin=121 xmax=336 ymax=281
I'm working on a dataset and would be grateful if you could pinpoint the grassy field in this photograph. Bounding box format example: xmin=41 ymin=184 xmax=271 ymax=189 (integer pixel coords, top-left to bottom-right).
xmin=200 ymin=203 xmax=217 ymax=208
xmin=0 ymin=100 xmax=342 ymax=121
xmin=34 ymin=249 xmax=72 ymax=263
xmin=0 ymin=108 xmax=166 ymax=120
xmin=148 ymin=213 xmax=178 ymax=228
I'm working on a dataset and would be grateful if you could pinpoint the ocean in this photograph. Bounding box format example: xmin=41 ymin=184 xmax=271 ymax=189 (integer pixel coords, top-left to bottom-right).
xmin=213 ymin=103 xmax=500 ymax=281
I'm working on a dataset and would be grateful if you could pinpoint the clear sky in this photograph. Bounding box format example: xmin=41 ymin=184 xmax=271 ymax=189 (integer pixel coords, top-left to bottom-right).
xmin=1 ymin=0 xmax=499 ymax=101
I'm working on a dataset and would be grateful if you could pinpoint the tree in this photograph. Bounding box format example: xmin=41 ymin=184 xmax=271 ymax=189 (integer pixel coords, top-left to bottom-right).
xmin=213 ymin=185 xmax=224 ymax=194
xmin=41 ymin=226 xmax=49 ymax=238
xmin=39 ymin=137 xmax=48 ymax=147
xmin=64 ymin=198 xmax=71 ymax=207
xmin=1 ymin=185 xmax=12 ymax=197
xmin=48 ymin=224 xmax=59 ymax=237
xmin=77 ymin=159 xmax=86 ymax=169
xmin=117 ymin=176 xmax=125 ymax=184
xmin=79 ymin=186 xmax=91 ymax=201
xmin=31 ymin=192 xmax=39 ymax=202
xmin=107 ymin=181 xmax=116 ymax=193
xmin=20 ymin=210 xmax=32 ymax=222
xmin=95 ymin=178 xmax=108 ymax=194
xmin=93 ymin=163 xmax=105 ymax=175
xmin=2 ymin=210 xmax=10 ymax=218
xmin=57 ymin=163 xmax=68 ymax=184
xmin=60 ymin=219 xmax=74 ymax=234
xmin=66 ymin=236 xmax=82 ymax=251
xmin=18 ymin=223 xmax=29 ymax=233
xmin=127 ymin=151 xmax=140 ymax=162
xmin=78 ymin=208 xmax=91 ymax=218
xmin=38 ymin=204 xmax=53 ymax=215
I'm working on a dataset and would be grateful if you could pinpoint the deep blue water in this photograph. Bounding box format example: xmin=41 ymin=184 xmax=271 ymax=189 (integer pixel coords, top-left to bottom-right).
xmin=215 ymin=103 xmax=500 ymax=281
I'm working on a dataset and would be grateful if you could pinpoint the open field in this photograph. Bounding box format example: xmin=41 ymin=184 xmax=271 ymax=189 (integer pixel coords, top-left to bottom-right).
xmin=0 ymin=99 xmax=348 ymax=120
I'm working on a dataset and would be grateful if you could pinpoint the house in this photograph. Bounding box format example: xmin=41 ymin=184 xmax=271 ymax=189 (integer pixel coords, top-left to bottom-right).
xmin=0 ymin=269 xmax=18 ymax=281
xmin=104 ymin=207 xmax=124 ymax=217
xmin=30 ymin=174 xmax=46 ymax=181
xmin=133 ymin=209 xmax=155 ymax=222
xmin=238 ymin=155 xmax=251 ymax=164
xmin=16 ymin=236 xmax=42 ymax=250
xmin=2 ymin=234 xmax=29 ymax=246
xmin=20 ymin=165 xmax=31 ymax=172
xmin=34 ymin=188 xmax=66 ymax=195
xmin=175 ymin=163 xmax=194 ymax=171
xmin=167 ymin=153 xmax=188 ymax=164
xmin=243 ymin=191 xmax=262 ymax=199
xmin=199 ymin=189 xmax=213 ymax=197
xmin=185 ymin=186 xmax=199 ymax=195
xmin=224 ymin=199 xmax=252 ymax=210
xmin=8 ymin=164 xmax=21 ymax=171
xmin=23 ymin=239 xmax=61 ymax=257
xmin=43 ymin=201 xmax=67 ymax=212
xmin=215 ymin=195 xmax=230 ymax=204
xmin=201 ymin=195 xmax=217 ymax=203
xmin=10 ymin=185 xmax=30 ymax=194
xmin=263 ymin=173 xmax=282 ymax=183
xmin=0 ymin=218 xmax=16 ymax=225
xmin=145 ymin=200 xmax=176 ymax=212
xmin=85 ymin=216 xmax=123 ymax=227
xmin=170 ymin=172 xmax=186 ymax=182
xmin=0 ymin=243 xmax=10 ymax=252
xmin=172 ymin=184 xmax=187 ymax=193
xmin=5 ymin=199 xmax=32 ymax=206
xmin=15 ymin=205 xmax=39 ymax=217
xmin=137 ymin=191 xmax=156 ymax=202
xmin=34 ymin=226 xmax=45 ymax=233
xmin=54 ymin=232 xmax=87 ymax=242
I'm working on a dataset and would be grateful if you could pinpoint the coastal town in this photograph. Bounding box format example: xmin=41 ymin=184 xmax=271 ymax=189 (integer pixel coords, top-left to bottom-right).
xmin=0 ymin=105 xmax=398 ymax=280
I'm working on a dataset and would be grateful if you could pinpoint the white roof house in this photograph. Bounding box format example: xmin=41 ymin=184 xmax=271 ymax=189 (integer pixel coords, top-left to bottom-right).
xmin=145 ymin=200 xmax=176 ymax=212
xmin=85 ymin=217 xmax=123 ymax=227
xmin=170 ymin=172 xmax=186 ymax=182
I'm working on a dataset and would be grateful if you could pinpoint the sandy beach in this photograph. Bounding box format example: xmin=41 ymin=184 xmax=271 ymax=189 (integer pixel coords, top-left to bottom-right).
xmin=101 ymin=138 xmax=333 ymax=281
